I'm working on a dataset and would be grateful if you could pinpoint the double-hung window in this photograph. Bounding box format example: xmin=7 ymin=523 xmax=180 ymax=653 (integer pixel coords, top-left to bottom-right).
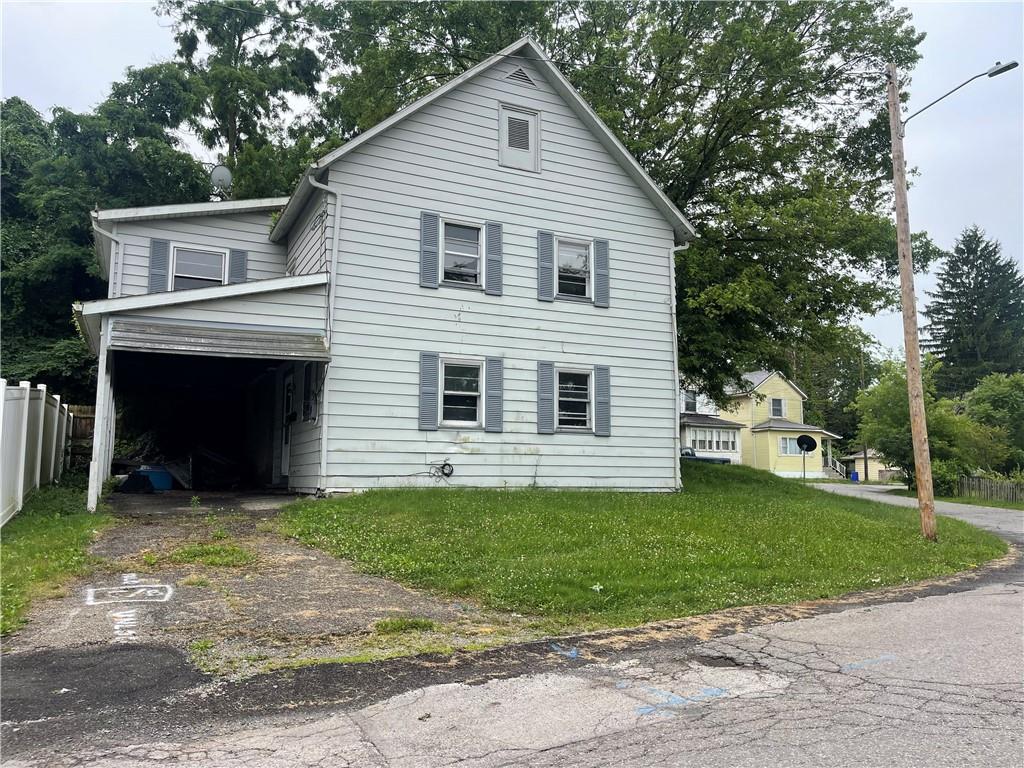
xmin=770 ymin=398 xmax=785 ymax=418
xmin=682 ymin=389 xmax=698 ymax=413
xmin=171 ymin=245 xmax=227 ymax=291
xmin=442 ymin=222 xmax=482 ymax=286
xmin=441 ymin=360 xmax=482 ymax=426
xmin=779 ymin=437 xmax=800 ymax=455
xmin=557 ymin=369 xmax=591 ymax=430
xmin=556 ymin=238 xmax=591 ymax=298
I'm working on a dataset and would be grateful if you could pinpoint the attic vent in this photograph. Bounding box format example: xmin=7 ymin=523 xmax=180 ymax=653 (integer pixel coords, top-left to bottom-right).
xmin=507 ymin=116 xmax=531 ymax=150
xmin=506 ymin=67 xmax=536 ymax=87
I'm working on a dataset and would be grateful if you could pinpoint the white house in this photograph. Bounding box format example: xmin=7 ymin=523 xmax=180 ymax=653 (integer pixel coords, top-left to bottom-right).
xmin=75 ymin=37 xmax=696 ymax=510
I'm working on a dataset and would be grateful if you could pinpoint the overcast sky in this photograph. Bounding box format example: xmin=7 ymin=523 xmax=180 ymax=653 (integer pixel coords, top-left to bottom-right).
xmin=3 ymin=0 xmax=1022 ymax=353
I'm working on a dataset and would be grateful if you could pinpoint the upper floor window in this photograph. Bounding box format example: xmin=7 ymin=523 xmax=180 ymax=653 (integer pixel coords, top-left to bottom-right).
xmin=442 ymin=222 xmax=482 ymax=286
xmin=770 ymin=398 xmax=785 ymax=418
xmin=557 ymin=238 xmax=590 ymax=298
xmin=499 ymin=105 xmax=539 ymax=172
xmin=682 ymin=389 xmax=698 ymax=413
xmin=171 ymin=245 xmax=227 ymax=291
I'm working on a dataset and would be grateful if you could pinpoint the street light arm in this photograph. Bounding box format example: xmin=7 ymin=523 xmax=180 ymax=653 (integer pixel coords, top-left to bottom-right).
xmin=900 ymin=71 xmax=987 ymax=132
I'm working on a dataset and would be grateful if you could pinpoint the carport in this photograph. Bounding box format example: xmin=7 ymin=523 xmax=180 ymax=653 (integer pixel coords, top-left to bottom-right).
xmin=74 ymin=273 xmax=330 ymax=509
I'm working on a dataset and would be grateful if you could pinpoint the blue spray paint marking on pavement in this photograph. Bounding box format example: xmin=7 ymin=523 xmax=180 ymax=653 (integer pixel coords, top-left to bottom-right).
xmin=550 ymin=643 xmax=579 ymax=659
xmin=841 ymin=654 xmax=897 ymax=671
xmin=635 ymin=686 xmax=728 ymax=716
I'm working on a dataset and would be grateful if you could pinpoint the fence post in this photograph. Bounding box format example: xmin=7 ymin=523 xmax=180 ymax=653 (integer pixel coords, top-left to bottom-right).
xmin=16 ymin=381 xmax=31 ymax=510
xmin=33 ymin=384 xmax=46 ymax=491
xmin=48 ymin=394 xmax=61 ymax=485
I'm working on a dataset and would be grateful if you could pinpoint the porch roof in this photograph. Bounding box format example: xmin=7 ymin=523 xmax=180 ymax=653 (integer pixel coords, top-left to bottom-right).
xmin=751 ymin=418 xmax=842 ymax=440
xmin=679 ymin=413 xmax=745 ymax=429
xmin=74 ymin=273 xmax=330 ymax=361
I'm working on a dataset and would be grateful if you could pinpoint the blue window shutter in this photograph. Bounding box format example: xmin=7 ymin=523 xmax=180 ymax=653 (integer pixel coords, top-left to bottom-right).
xmin=148 ymin=239 xmax=170 ymax=293
xmin=228 ymin=249 xmax=248 ymax=284
xmin=537 ymin=361 xmax=555 ymax=434
xmin=594 ymin=239 xmax=610 ymax=308
xmin=420 ymin=212 xmax=440 ymax=288
xmin=418 ymin=352 xmax=440 ymax=431
xmin=484 ymin=357 xmax=504 ymax=432
xmin=484 ymin=222 xmax=503 ymax=296
xmin=594 ymin=365 xmax=611 ymax=436
xmin=537 ymin=231 xmax=554 ymax=302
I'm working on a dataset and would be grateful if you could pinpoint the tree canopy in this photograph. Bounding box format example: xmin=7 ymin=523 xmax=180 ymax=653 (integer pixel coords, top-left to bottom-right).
xmin=922 ymin=225 xmax=1024 ymax=398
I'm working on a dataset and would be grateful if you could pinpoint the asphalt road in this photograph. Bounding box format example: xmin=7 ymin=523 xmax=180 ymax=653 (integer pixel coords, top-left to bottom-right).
xmin=3 ymin=488 xmax=1021 ymax=767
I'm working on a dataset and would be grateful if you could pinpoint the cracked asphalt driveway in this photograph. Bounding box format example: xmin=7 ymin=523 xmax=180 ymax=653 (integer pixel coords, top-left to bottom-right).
xmin=3 ymin=492 xmax=1022 ymax=767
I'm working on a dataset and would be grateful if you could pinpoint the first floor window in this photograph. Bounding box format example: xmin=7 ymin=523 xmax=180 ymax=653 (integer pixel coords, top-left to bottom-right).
xmin=442 ymin=222 xmax=481 ymax=285
xmin=779 ymin=437 xmax=800 ymax=455
xmin=172 ymin=245 xmax=226 ymax=290
xmin=557 ymin=370 xmax=591 ymax=429
xmin=557 ymin=239 xmax=590 ymax=298
xmin=441 ymin=360 xmax=481 ymax=425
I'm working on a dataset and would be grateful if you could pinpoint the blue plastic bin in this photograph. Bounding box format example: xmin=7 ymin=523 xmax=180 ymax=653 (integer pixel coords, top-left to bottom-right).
xmin=850 ymin=470 xmax=859 ymax=483
xmin=137 ymin=465 xmax=174 ymax=491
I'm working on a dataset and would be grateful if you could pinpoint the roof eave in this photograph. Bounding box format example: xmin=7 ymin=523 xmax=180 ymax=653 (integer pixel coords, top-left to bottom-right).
xmin=95 ymin=197 xmax=290 ymax=225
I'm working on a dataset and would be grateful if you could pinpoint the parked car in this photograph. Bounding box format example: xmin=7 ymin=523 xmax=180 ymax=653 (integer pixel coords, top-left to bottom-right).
xmin=680 ymin=447 xmax=731 ymax=464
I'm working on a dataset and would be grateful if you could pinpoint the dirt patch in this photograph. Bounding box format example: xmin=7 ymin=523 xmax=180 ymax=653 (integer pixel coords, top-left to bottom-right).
xmin=3 ymin=492 xmax=546 ymax=677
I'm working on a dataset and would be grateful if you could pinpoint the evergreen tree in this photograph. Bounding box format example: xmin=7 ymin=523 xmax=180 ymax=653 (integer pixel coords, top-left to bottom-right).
xmin=923 ymin=226 xmax=1024 ymax=397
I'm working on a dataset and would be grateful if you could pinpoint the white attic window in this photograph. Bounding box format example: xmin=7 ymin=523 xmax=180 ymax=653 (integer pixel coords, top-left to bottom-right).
xmin=506 ymin=67 xmax=536 ymax=87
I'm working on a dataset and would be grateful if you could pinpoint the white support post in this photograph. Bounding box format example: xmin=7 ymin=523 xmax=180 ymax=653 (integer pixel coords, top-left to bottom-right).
xmin=87 ymin=322 xmax=110 ymax=512
xmin=33 ymin=384 xmax=47 ymax=490
xmin=16 ymin=381 xmax=31 ymax=511
xmin=47 ymin=393 xmax=61 ymax=485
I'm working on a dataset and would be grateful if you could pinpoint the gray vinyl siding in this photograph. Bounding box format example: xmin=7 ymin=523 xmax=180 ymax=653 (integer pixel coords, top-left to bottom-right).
xmin=286 ymin=190 xmax=334 ymax=276
xmin=287 ymin=361 xmax=323 ymax=491
xmin=113 ymin=212 xmax=286 ymax=297
xmin=127 ymin=285 xmax=328 ymax=332
xmin=319 ymin=59 xmax=678 ymax=490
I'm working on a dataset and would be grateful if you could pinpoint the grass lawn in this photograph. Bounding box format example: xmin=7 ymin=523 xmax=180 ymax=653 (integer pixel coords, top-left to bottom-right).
xmin=281 ymin=463 xmax=1007 ymax=629
xmin=890 ymin=489 xmax=1024 ymax=512
xmin=1 ymin=476 xmax=112 ymax=635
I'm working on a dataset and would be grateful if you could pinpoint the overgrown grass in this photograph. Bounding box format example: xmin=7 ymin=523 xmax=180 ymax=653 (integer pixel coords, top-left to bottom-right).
xmin=1 ymin=476 xmax=112 ymax=635
xmin=374 ymin=616 xmax=439 ymax=634
xmin=281 ymin=463 xmax=1008 ymax=629
xmin=167 ymin=543 xmax=255 ymax=567
xmin=890 ymin=489 xmax=1024 ymax=512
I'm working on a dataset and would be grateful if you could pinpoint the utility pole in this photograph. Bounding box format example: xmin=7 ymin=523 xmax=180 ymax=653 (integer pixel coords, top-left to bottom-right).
xmin=885 ymin=63 xmax=937 ymax=541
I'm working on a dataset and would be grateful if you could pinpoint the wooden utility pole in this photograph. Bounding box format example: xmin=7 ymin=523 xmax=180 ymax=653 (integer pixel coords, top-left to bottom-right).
xmin=886 ymin=63 xmax=937 ymax=541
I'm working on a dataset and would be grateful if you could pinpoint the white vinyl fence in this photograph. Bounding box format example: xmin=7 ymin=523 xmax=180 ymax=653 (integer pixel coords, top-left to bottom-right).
xmin=1 ymin=379 xmax=74 ymax=526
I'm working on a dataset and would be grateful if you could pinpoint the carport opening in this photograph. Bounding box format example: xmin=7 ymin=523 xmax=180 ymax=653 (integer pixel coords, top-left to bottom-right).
xmin=113 ymin=351 xmax=288 ymax=491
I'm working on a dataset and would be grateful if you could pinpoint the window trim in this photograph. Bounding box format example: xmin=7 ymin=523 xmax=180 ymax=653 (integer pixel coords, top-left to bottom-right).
xmin=440 ymin=218 xmax=485 ymax=289
xmin=779 ymin=436 xmax=801 ymax=455
xmin=555 ymin=366 xmax=594 ymax=433
xmin=770 ymin=397 xmax=786 ymax=418
xmin=498 ymin=103 xmax=541 ymax=173
xmin=554 ymin=235 xmax=593 ymax=301
xmin=169 ymin=242 xmax=229 ymax=291
xmin=439 ymin=356 xmax=485 ymax=429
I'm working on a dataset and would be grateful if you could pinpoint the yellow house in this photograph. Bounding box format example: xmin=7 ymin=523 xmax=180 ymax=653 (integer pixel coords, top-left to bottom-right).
xmin=681 ymin=371 xmax=842 ymax=478
xmin=840 ymin=449 xmax=904 ymax=482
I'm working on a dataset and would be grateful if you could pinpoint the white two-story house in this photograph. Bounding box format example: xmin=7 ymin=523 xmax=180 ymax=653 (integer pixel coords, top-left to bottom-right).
xmin=75 ymin=37 xmax=696 ymax=510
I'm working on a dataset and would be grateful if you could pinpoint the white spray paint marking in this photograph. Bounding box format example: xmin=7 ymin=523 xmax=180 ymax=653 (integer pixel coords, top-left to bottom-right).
xmin=86 ymin=574 xmax=173 ymax=606
xmin=85 ymin=574 xmax=175 ymax=642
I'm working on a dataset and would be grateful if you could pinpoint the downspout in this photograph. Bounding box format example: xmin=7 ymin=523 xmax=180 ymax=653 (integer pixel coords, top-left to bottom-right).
xmin=307 ymin=171 xmax=342 ymax=493
xmin=670 ymin=241 xmax=687 ymax=490
xmin=91 ymin=220 xmax=123 ymax=296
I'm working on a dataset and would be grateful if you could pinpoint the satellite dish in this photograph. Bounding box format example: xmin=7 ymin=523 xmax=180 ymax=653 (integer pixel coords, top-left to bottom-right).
xmin=210 ymin=164 xmax=233 ymax=190
xmin=797 ymin=434 xmax=817 ymax=453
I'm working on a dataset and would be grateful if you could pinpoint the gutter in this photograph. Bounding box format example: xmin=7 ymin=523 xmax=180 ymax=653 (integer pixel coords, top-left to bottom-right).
xmin=306 ymin=172 xmax=342 ymax=492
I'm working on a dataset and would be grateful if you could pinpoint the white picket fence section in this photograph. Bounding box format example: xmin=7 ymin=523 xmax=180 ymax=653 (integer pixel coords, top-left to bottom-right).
xmin=1 ymin=379 xmax=74 ymax=526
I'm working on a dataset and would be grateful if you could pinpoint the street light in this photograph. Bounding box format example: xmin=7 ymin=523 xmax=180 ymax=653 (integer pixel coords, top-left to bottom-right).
xmin=885 ymin=60 xmax=1019 ymax=541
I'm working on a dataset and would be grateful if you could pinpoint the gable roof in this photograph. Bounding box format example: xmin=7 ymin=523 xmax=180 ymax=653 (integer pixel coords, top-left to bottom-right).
xmin=269 ymin=37 xmax=696 ymax=245
xmin=727 ymin=370 xmax=809 ymax=400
